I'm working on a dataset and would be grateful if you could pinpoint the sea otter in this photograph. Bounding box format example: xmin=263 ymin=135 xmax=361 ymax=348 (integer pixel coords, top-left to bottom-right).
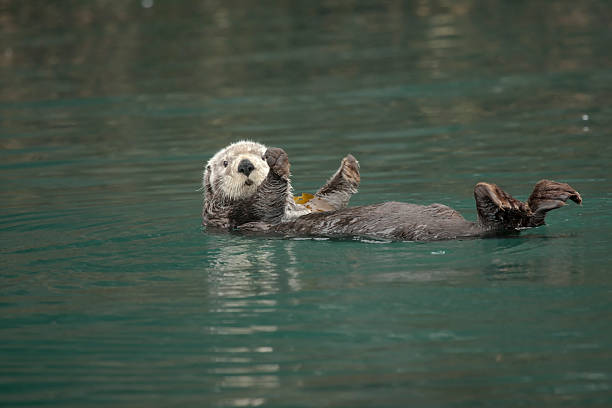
xmin=202 ymin=141 xmax=360 ymax=229
xmin=202 ymin=142 xmax=581 ymax=241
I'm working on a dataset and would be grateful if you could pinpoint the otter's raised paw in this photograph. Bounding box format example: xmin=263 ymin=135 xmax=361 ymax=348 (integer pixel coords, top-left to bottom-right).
xmin=311 ymin=153 xmax=360 ymax=210
xmin=264 ymin=147 xmax=290 ymax=180
xmin=339 ymin=154 xmax=360 ymax=188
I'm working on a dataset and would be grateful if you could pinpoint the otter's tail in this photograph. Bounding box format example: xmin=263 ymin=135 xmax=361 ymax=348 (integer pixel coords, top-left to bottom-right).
xmin=474 ymin=180 xmax=582 ymax=231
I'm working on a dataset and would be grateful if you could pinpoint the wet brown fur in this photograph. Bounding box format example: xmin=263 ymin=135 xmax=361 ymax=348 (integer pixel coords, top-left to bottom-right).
xmin=203 ymin=144 xmax=582 ymax=241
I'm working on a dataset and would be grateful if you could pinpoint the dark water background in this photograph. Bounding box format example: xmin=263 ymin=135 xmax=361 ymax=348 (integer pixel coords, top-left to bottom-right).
xmin=2 ymin=1 xmax=612 ymax=406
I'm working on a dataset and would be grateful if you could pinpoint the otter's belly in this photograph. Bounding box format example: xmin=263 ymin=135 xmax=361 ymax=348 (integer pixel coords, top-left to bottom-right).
xmin=274 ymin=201 xmax=481 ymax=241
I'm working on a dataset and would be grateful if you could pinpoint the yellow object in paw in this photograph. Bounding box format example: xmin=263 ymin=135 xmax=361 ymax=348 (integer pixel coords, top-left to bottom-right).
xmin=293 ymin=193 xmax=335 ymax=212
xmin=293 ymin=193 xmax=315 ymax=204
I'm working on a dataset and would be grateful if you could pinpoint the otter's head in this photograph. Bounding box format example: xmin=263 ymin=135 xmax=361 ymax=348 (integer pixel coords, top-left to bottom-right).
xmin=204 ymin=141 xmax=270 ymax=201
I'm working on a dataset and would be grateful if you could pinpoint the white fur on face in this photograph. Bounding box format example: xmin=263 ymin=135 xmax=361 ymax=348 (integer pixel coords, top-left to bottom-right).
xmin=204 ymin=141 xmax=270 ymax=200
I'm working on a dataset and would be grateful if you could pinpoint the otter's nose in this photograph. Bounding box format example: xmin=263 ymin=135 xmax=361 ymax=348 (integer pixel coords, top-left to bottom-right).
xmin=237 ymin=159 xmax=255 ymax=177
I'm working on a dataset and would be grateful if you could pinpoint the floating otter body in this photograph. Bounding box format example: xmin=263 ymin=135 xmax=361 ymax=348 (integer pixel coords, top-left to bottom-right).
xmin=202 ymin=142 xmax=581 ymax=241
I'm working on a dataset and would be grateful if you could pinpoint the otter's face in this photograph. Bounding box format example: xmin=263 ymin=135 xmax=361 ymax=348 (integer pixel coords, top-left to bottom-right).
xmin=205 ymin=141 xmax=270 ymax=201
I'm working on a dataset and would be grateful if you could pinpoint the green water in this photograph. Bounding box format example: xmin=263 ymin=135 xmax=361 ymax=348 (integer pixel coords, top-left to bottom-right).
xmin=2 ymin=1 xmax=612 ymax=406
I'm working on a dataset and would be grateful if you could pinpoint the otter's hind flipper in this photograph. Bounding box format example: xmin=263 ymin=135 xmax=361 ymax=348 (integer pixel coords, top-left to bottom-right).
xmin=527 ymin=179 xmax=582 ymax=227
xmin=314 ymin=154 xmax=360 ymax=210
xmin=474 ymin=180 xmax=581 ymax=231
xmin=474 ymin=182 xmax=532 ymax=231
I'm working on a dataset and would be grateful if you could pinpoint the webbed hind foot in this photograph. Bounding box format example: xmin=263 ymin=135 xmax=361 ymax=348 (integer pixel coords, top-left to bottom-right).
xmin=474 ymin=180 xmax=582 ymax=231
xmin=527 ymin=179 xmax=582 ymax=226
xmin=474 ymin=182 xmax=532 ymax=231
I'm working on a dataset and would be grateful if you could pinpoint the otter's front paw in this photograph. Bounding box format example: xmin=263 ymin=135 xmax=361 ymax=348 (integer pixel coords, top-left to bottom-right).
xmin=340 ymin=154 xmax=360 ymax=188
xmin=264 ymin=147 xmax=290 ymax=180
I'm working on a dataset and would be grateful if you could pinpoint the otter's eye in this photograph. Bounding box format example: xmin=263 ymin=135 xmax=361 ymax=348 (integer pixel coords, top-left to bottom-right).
xmin=261 ymin=155 xmax=265 ymax=161
xmin=223 ymin=160 xmax=228 ymax=167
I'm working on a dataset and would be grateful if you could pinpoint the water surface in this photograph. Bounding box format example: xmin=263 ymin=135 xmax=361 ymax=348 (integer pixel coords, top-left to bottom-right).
xmin=1 ymin=1 xmax=612 ymax=406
